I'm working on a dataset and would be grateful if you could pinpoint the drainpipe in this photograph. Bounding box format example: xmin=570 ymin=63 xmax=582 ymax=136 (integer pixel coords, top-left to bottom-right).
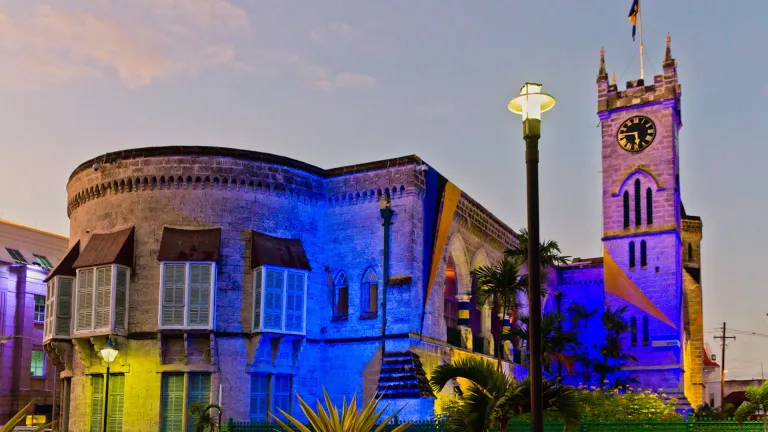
xmin=379 ymin=196 xmax=394 ymax=358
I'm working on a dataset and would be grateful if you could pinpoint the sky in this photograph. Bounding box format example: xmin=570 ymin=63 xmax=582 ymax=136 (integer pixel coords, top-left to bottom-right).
xmin=0 ymin=0 xmax=766 ymax=380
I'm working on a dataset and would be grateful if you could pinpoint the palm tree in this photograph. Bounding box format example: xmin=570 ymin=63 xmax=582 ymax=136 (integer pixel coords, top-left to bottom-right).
xmin=592 ymin=305 xmax=637 ymax=387
xmin=735 ymin=380 xmax=768 ymax=432
xmin=509 ymin=312 xmax=580 ymax=375
xmin=430 ymin=356 xmax=582 ymax=432
xmin=505 ymin=228 xmax=571 ymax=283
xmin=189 ymin=402 xmax=222 ymax=432
xmin=271 ymin=388 xmax=410 ymax=432
xmin=0 ymin=400 xmax=54 ymax=432
xmin=474 ymin=257 xmax=527 ymax=370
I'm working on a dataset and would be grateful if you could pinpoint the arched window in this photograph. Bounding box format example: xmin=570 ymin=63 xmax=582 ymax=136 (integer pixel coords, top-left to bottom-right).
xmin=688 ymin=243 xmax=694 ymax=261
xmin=444 ymin=257 xmax=458 ymax=330
xmin=646 ymin=187 xmax=653 ymax=225
xmin=361 ymin=268 xmax=378 ymax=316
xmin=642 ymin=316 xmax=649 ymax=345
xmin=630 ymin=317 xmax=638 ymax=346
xmin=333 ymin=272 xmax=349 ymax=319
xmin=640 ymin=240 xmax=647 ymax=267
xmin=634 ymin=179 xmax=642 ymax=226
xmin=629 ymin=241 xmax=636 ymax=268
xmin=623 ymin=191 xmax=630 ymax=229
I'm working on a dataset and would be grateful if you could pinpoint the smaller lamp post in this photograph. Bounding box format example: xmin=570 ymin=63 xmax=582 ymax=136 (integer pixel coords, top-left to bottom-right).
xmin=508 ymin=83 xmax=555 ymax=432
xmin=100 ymin=337 xmax=119 ymax=432
xmin=379 ymin=195 xmax=394 ymax=357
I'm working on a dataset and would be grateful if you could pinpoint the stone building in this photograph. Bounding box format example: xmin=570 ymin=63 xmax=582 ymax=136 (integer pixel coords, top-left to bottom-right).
xmin=0 ymin=219 xmax=69 ymax=425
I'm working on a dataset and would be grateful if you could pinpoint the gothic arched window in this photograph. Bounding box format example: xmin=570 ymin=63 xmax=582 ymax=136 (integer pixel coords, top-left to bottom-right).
xmin=640 ymin=240 xmax=648 ymax=267
xmin=634 ymin=179 xmax=642 ymax=227
xmin=333 ymin=272 xmax=349 ymax=319
xmin=361 ymin=268 xmax=378 ymax=316
xmin=623 ymin=191 xmax=630 ymax=229
xmin=642 ymin=316 xmax=650 ymax=346
xmin=629 ymin=241 xmax=636 ymax=269
xmin=646 ymin=187 xmax=653 ymax=225
xmin=630 ymin=317 xmax=638 ymax=346
xmin=688 ymin=243 xmax=694 ymax=261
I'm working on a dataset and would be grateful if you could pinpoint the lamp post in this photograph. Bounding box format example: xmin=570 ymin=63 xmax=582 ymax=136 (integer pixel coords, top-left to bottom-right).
xmin=508 ymin=83 xmax=555 ymax=432
xmin=100 ymin=337 xmax=119 ymax=432
xmin=379 ymin=195 xmax=394 ymax=357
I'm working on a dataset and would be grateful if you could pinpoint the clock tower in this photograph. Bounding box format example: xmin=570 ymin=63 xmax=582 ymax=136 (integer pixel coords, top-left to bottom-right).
xmin=597 ymin=35 xmax=704 ymax=408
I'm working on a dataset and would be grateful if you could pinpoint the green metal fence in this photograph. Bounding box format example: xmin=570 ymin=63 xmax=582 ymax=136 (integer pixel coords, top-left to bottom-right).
xmin=225 ymin=418 xmax=765 ymax=432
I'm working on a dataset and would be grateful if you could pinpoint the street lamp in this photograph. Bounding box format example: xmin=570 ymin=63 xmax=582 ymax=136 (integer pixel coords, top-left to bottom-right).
xmin=508 ymin=82 xmax=555 ymax=432
xmin=100 ymin=337 xmax=119 ymax=432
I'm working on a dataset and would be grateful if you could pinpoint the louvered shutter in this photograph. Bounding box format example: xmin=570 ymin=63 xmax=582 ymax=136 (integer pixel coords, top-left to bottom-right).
xmin=94 ymin=266 xmax=112 ymax=330
xmin=188 ymin=264 xmax=212 ymax=327
xmin=76 ymin=269 xmax=94 ymax=331
xmin=162 ymin=264 xmax=186 ymax=327
xmin=56 ymin=277 xmax=74 ymax=337
xmin=161 ymin=374 xmax=184 ymax=432
xmin=253 ymin=268 xmax=263 ymax=330
xmin=90 ymin=375 xmax=104 ymax=432
xmin=108 ymin=374 xmax=125 ymax=432
xmin=249 ymin=374 xmax=269 ymax=422
xmin=263 ymin=269 xmax=284 ymax=331
xmin=44 ymin=281 xmax=54 ymax=339
xmin=272 ymin=375 xmax=292 ymax=420
xmin=284 ymin=272 xmax=304 ymax=332
xmin=186 ymin=373 xmax=211 ymax=432
xmin=114 ymin=268 xmax=128 ymax=332
xmin=368 ymin=283 xmax=378 ymax=313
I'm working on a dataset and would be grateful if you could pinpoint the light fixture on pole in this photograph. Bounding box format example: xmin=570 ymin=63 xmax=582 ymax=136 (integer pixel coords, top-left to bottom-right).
xmin=100 ymin=337 xmax=119 ymax=432
xmin=508 ymin=82 xmax=555 ymax=432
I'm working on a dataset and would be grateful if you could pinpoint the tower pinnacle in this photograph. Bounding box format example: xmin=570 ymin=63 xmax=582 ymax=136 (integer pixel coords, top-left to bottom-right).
xmin=663 ymin=32 xmax=675 ymax=68
xmin=597 ymin=47 xmax=608 ymax=83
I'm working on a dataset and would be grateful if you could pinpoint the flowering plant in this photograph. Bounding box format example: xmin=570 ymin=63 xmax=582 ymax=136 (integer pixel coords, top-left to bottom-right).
xmin=575 ymin=384 xmax=681 ymax=421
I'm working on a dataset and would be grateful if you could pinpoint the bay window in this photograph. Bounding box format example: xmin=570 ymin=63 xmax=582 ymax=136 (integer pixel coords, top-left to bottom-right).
xmin=74 ymin=265 xmax=130 ymax=335
xmin=252 ymin=266 xmax=307 ymax=334
xmin=159 ymin=262 xmax=215 ymax=329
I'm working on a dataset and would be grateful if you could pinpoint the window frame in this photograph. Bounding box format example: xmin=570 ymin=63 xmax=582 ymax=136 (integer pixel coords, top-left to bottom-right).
xmin=332 ymin=271 xmax=349 ymax=320
xmin=628 ymin=241 xmax=636 ymax=269
xmin=630 ymin=317 xmax=638 ymax=346
xmin=158 ymin=261 xmax=217 ymax=330
xmin=34 ymin=254 xmax=53 ymax=270
xmin=160 ymin=372 xmax=212 ymax=432
xmin=43 ymin=276 xmax=75 ymax=342
xmin=5 ymin=248 xmax=27 ymax=264
xmin=645 ymin=187 xmax=653 ymax=226
xmin=634 ymin=179 xmax=642 ymax=227
xmin=30 ymin=350 xmax=45 ymax=377
xmin=252 ymin=265 xmax=308 ymax=335
xmin=360 ymin=268 xmax=378 ymax=317
xmin=33 ymin=294 xmax=45 ymax=323
xmin=623 ymin=190 xmax=630 ymax=229
xmin=73 ymin=264 xmax=131 ymax=336
xmin=640 ymin=240 xmax=648 ymax=268
xmin=249 ymin=373 xmax=293 ymax=423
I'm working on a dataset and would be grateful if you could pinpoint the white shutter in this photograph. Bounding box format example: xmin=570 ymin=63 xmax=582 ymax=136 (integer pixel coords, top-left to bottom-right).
xmin=44 ymin=281 xmax=54 ymax=339
xmin=56 ymin=277 xmax=74 ymax=337
xmin=263 ymin=269 xmax=284 ymax=331
xmin=253 ymin=268 xmax=263 ymax=330
xmin=114 ymin=268 xmax=128 ymax=332
xmin=94 ymin=266 xmax=112 ymax=330
xmin=188 ymin=264 xmax=212 ymax=327
xmin=162 ymin=264 xmax=186 ymax=327
xmin=76 ymin=269 xmax=94 ymax=331
xmin=284 ymin=272 xmax=304 ymax=332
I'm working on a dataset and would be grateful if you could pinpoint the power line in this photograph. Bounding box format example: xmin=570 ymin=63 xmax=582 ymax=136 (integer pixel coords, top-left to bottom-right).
xmin=713 ymin=322 xmax=736 ymax=408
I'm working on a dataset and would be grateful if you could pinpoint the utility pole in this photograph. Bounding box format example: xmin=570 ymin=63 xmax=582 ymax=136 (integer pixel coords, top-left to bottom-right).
xmin=713 ymin=322 xmax=736 ymax=408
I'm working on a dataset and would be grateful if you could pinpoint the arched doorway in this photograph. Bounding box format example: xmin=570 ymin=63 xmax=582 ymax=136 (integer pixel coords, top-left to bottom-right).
xmin=444 ymin=256 xmax=458 ymax=330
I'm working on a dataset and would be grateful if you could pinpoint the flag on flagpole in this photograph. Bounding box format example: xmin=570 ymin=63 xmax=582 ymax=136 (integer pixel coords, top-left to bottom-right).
xmin=628 ymin=0 xmax=639 ymax=41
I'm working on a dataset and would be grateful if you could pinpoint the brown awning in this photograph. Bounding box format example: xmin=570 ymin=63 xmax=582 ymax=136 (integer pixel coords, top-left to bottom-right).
xmin=73 ymin=227 xmax=134 ymax=268
xmin=158 ymin=227 xmax=221 ymax=262
xmin=251 ymin=231 xmax=310 ymax=270
xmin=44 ymin=241 xmax=80 ymax=283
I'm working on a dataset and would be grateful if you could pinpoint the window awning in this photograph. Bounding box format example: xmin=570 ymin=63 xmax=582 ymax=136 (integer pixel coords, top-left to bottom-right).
xmin=72 ymin=227 xmax=134 ymax=269
xmin=157 ymin=227 xmax=221 ymax=262
xmin=44 ymin=241 xmax=80 ymax=282
xmin=251 ymin=231 xmax=310 ymax=270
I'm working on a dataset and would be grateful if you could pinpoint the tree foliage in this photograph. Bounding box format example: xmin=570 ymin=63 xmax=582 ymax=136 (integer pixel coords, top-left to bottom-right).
xmin=735 ymin=380 xmax=768 ymax=431
xmin=576 ymin=386 xmax=680 ymax=421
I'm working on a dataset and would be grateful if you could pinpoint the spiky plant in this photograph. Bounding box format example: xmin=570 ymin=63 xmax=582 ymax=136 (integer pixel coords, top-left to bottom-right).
xmin=270 ymin=388 xmax=411 ymax=432
xmin=1 ymin=400 xmax=55 ymax=432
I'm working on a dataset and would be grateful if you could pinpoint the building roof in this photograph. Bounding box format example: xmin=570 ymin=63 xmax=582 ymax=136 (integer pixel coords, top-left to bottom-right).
xmin=44 ymin=241 xmax=80 ymax=282
xmin=73 ymin=227 xmax=135 ymax=268
xmin=0 ymin=219 xmax=69 ymax=270
xmin=157 ymin=227 xmax=221 ymax=262
xmin=251 ymin=231 xmax=311 ymax=270
xmin=703 ymin=344 xmax=720 ymax=368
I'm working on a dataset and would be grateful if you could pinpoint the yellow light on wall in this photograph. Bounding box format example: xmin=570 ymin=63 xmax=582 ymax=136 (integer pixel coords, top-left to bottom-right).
xmin=100 ymin=337 xmax=119 ymax=364
xmin=508 ymin=83 xmax=556 ymax=121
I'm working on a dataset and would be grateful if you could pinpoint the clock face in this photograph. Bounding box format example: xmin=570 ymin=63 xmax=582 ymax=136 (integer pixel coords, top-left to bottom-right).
xmin=616 ymin=115 xmax=656 ymax=152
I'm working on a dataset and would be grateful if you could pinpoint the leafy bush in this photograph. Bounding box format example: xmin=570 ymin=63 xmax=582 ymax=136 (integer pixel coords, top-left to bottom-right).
xmin=576 ymin=385 xmax=681 ymax=421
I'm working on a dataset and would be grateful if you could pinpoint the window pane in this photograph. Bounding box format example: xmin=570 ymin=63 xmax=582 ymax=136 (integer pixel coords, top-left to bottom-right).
xmin=253 ymin=268 xmax=262 ymax=330
xmin=30 ymin=350 xmax=45 ymax=377
xmin=284 ymin=272 xmax=304 ymax=332
xmin=162 ymin=264 xmax=186 ymax=327
xmin=56 ymin=277 xmax=74 ymax=337
xmin=76 ymin=269 xmax=95 ymax=331
xmin=34 ymin=295 xmax=45 ymax=322
xmin=94 ymin=266 xmax=113 ymax=330
xmin=187 ymin=373 xmax=211 ymax=432
xmin=337 ymin=287 xmax=349 ymax=316
xmin=6 ymin=248 xmax=27 ymax=264
xmin=91 ymin=375 xmax=104 ymax=432
xmin=188 ymin=264 xmax=212 ymax=327
xmin=108 ymin=374 xmax=125 ymax=432
xmin=34 ymin=254 xmax=53 ymax=270
xmin=249 ymin=374 xmax=269 ymax=422
xmin=273 ymin=375 xmax=292 ymax=420
xmin=161 ymin=374 xmax=184 ymax=432
xmin=263 ymin=269 xmax=284 ymax=331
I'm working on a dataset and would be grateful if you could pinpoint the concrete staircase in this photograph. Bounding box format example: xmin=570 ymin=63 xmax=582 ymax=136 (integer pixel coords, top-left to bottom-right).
xmin=376 ymin=351 xmax=434 ymax=399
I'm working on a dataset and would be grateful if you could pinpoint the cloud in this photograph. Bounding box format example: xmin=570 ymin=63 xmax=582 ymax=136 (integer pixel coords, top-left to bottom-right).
xmin=310 ymin=22 xmax=354 ymax=44
xmin=257 ymin=50 xmax=376 ymax=91
xmin=0 ymin=1 xmax=249 ymax=90
xmin=314 ymin=72 xmax=377 ymax=90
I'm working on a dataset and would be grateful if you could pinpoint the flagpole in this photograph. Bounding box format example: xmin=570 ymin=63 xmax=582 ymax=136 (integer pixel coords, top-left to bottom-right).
xmin=638 ymin=0 xmax=645 ymax=80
